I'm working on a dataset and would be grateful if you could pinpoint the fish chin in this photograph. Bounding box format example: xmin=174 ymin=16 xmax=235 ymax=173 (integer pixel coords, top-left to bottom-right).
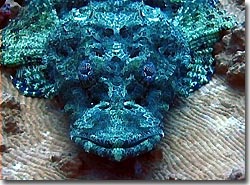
xmin=70 ymin=104 xmax=164 ymax=161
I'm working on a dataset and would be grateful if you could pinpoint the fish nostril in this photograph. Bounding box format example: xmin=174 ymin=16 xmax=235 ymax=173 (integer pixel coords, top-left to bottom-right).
xmin=124 ymin=104 xmax=133 ymax=110
xmin=124 ymin=101 xmax=137 ymax=110
xmin=97 ymin=102 xmax=110 ymax=110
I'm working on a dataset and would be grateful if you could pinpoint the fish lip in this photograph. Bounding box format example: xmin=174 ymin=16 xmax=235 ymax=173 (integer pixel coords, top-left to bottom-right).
xmin=74 ymin=133 xmax=161 ymax=149
xmin=72 ymin=132 xmax=164 ymax=161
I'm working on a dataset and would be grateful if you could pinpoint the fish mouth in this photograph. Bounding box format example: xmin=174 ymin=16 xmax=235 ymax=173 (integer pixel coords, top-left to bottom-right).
xmin=70 ymin=101 xmax=164 ymax=161
xmin=71 ymin=132 xmax=164 ymax=161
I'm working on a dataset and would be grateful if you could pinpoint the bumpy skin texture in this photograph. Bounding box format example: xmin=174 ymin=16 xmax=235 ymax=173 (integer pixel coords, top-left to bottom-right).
xmin=1 ymin=0 xmax=236 ymax=161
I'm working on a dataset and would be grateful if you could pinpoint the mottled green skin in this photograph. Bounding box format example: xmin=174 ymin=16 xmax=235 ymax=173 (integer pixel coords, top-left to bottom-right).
xmin=1 ymin=0 xmax=236 ymax=161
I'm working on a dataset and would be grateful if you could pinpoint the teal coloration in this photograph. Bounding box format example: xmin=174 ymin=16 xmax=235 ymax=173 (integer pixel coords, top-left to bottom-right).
xmin=1 ymin=0 xmax=237 ymax=161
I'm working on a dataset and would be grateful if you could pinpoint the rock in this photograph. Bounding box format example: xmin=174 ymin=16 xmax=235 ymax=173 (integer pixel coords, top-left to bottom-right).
xmin=213 ymin=42 xmax=225 ymax=55
xmin=215 ymin=52 xmax=232 ymax=74
xmin=0 ymin=0 xmax=21 ymax=28
xmin=13 ymin=0 xmax=24 ymax=6
xmin=227 ymin=28 xmax=245 ymax=53
xmin=3 ymin=118 xmax=20 ymax=134
xmin=1 ymin=96 xmax=21 ymax=110
xmin=214 ymin=26 xmax=245 ymax=88
xmin=51 ymin=155 xmax=62 ymax=163
xmin=0 ymin=30 xmax=2 ymax=63
xmin=1 ymin=93 xmax=23 ymax=134
xmin=232 ymin=50 xmax=245 ymax=64
xmin=228 ymin=168 xmax=245 ymax=180
xmin=221 ymin=27 xmax=245 ymax=54
xmin=0 ymin=144 xmax=7 ymax=153
xmin=7 ymin=0 xmax=21 ymax=19
xmin=235 ymin=0 xmax=244 ymax=5
xmin=226 ymin=51 xmax=245 ymax=87
xmin=59 ymin=156 xmax=84 ymax=179
xmin=0 ymin=0 xmax=5 ymax=7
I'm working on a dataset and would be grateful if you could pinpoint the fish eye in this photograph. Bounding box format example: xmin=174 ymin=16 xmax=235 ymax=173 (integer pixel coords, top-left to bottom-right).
xmin=78 ymin=60 xmax=95 ymax=88
xmin=142 ymin=62 xmax=156 ymax=84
